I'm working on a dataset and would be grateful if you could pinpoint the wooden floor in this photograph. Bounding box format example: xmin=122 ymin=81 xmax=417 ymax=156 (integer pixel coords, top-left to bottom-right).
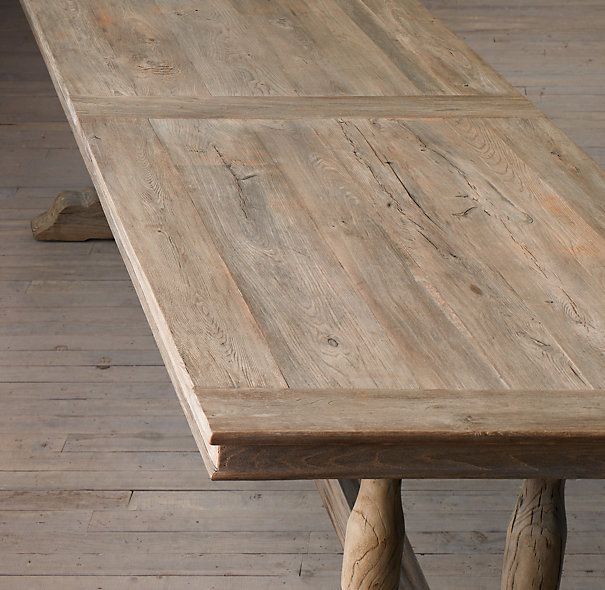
xmin=0 ymin=0 xmax=603 ymax=588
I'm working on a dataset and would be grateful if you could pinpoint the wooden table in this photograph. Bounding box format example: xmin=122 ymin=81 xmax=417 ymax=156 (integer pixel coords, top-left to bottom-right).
xmin=20 ymin=0 xmax=605 ymax=588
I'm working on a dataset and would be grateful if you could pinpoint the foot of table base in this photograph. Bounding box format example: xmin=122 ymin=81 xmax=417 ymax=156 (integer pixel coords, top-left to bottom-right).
xmin=341 ymin=479 xmax=405 ymax=590
xmin=31 ymin=186 xmax=113 ymax=241
xmin=501 ymin=479 xmax=567 ymax=590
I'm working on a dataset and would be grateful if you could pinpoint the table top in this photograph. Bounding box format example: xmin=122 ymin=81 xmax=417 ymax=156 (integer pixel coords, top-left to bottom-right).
xmin=21 ymin=0 xmax=605 ymax=480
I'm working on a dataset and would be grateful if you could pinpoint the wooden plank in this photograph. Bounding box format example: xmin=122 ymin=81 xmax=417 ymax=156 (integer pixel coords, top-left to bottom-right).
xmin=0 ymin=471 xmax=211 ymax=492
xmin=86 ymin=505 xmax=605 ymax=535
xmin=502 ymin=479 xmax=567 ymax=590
xmin=201 ymin=388 xmax=605 ymax=445
xmin=63 ymin=433 xmax=198 ymax=452
xmin=421 ymin=5 xmax=605 ymax=33
xmin=89 ymin=508 xmax=336 ymax=534
xmin=333 ymin=0 xmax=514 ymax=94
xmin=0 ymin=334 xmax=159 ymax=352
xmin=20 ymin=0 xmax=515 ymax=98
xmin=303 ymin=552 xmax=605 ymax=581
xmin=72 ymin=95 xmax=541 ymax=119
xmin=0 ymin=511 xmax=92 ymax=533
xmin=212 ymin=438 xmax=605 ymax=480
xmin=0 ymin=530 xmax=312 ymax=554
xmin=0 ymin=490 xmax=131 ymax=510
xmin=0 ymin=350 xmax=163 ymax=367
xmin=1 ymin=576 xmax=604 ymax=590
xmin=0 ymin=365 xmax=168 ymax=383
xmin=0 ymin=552 xmax=304 ymax=576
xmin=0 ymin=576 xmax=338 ymax=590
xmin=0 ymin=146 xmax=89 ymax=188
xmin=0 ymin=414 xmax=187 ymax=434
xmin=0 ymin=382 xmax=170 ymax=400
xmin=0 ymin=398 xmax=181 ymax=417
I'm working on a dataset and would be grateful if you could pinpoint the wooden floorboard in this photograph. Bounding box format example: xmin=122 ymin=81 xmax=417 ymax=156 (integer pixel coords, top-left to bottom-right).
xmin=0 ymin=0 xmax=603 ymax=588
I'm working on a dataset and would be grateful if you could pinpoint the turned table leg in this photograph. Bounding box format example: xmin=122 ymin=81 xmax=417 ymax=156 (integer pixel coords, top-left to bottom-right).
xmin=501 ymin=479 xmax=567 ymax=590
xmin=341 ymin=479 xmax=405 ymax=590
xmin=316 ymin=479 xmax=429 ymax=589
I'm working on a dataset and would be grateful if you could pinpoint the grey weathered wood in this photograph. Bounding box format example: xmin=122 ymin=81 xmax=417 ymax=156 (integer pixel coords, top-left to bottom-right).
xmin=31 ymin=187 xmax=112 ymax=241
xmin=501 ymin=479 xmax=567 ymax=590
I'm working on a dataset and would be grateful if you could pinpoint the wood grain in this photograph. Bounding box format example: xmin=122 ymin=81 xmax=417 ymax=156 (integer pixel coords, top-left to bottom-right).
xmin=201 ymin=388 xmax=605 ymax=445
xmin=212 ymin=438 xmax=605 ymax=481
xmin=502 ymin=479 xmax=567 ymax=590
xmin=20 ymin=0 xmax=514 ymax=98
xmin=71 ymin=95 xmax=541 ymax=119
xmin=316 ymin=479 xmax=430 ymax=589
xmin=19 ymin=0 xmax=605 ymax=481
xmin=341 ymin=479 xmax=404 ymax=590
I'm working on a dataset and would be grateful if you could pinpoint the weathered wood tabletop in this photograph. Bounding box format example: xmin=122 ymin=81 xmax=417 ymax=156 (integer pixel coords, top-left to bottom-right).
xmin=19 ymin=0 xmax=605 ymax=588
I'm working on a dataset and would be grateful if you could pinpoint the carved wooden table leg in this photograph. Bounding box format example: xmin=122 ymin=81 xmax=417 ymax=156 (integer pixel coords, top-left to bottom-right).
xmin=501 ymin=479 xmax=567 ymax=590
xmin=316 ymin=479 xmax=429 ymax=589
xmin=341 ymin=479 xmax=404 ymax=590
xmin=31 ymin=186 xmax=113 ymax=241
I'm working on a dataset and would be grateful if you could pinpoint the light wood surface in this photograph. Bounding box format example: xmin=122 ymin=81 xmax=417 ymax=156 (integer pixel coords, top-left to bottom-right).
xmin=19 ymin=0 xmax=514 ymax=97
xmin=204 ymin=388 xmax=605 ymax=444
xmin=71 ymin=95 xmax=541 ymax=119
xmin=19 ymin=0 xmax=605 ymax=481
xmin=2 ymin=0 xmax=604 ymax=587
